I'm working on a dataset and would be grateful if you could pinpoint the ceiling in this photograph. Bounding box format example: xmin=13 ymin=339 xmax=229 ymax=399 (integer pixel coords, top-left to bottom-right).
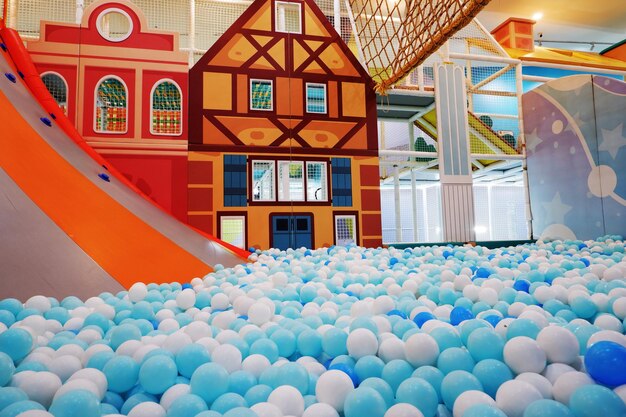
xmin=478 ymin=0 xmax=626 ymax=51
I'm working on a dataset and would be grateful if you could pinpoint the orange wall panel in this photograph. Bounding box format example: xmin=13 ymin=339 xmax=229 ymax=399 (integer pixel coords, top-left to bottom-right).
xmin=341 ymin=82 xmax=366 ymax=118
xmin=237 ymin=74 xmax=248 ymax=114
xmin=276 ymin=77 xmax=303 ymax=116
xmin=203 ymin=72 xmax=232 ymax=110
xmin=328 ymin=81 xmax=338 ymax=118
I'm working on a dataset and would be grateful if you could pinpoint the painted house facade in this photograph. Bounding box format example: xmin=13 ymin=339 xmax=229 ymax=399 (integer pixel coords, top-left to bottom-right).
xmin=188 ymin=0 xmax=382 ymax=250
xmin=26 ymin=0 xmax=189 ymax=220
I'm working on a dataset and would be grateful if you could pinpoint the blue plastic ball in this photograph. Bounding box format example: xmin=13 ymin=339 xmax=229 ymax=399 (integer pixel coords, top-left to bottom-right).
xmin=381 ymin=359 xmax=414 ymax=392
xmin=49 ymin=390 xmax=100 ymax=417
xmin=584 ymin=341 xmax=626 ymax=387
xmin=244 ymin=384 xmax=272 ymax=405
xmin=296 ymin=329 xmax=322 ymax=357
xmin=354 ymin=355 xmax=385 ymax=381
xmin=467 ymin=327 xmax=504 ymax=361
xmin=359 ymin=378 xmax=394 ymax=407
xmin=413 ymin=312 xmax=436 ymax=328
xmin=437 ymin=347 xmax=475 ymax=374
xmin=276 ymin=362 xmax=309 ymax=395
xmin=228 ymin=371 xmax=257 ymax=397
xmin=210 ymin=393 xmax=247 ymax=414
xmin=0 ymin=387 xmax=27 ymax=411
xmin=412 ymin=366 xmax=444 ymax=401
xmin=472 ymin=359 xmax=513 ymax=398
xmin=328 ymin=363 xmax=359 ymax=387
xmin=250 ymin=339 xmax=279 ymax=363
xmin=109 ymin=323 xmax=141 ymax=350
xmin=450 ymin=307 xmax=474 ymax=325
xmin=167 ymin=394 xmax=209 ymax=417
xmin=175 ymin=344 xmax=211 ymax=379
xmin=321 ymin=328 xmax=348 ymax=357
xmin=0 ymin=352 xmax=15 ymax=387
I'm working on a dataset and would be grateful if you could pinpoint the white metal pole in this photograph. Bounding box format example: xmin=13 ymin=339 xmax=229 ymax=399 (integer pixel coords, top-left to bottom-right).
xmin=394 ymin=166 xmax=402 ymax=243
xmin=8 ymin=0 xmax=17 ymax=28
xmin=410 ymin=169 xmax=418 ymax=242
xmin=516 ymin=62 xmax=533 ymax=239
xmin=333 ymin=0 xmax=341 ymax=37
xmin=76 ymin=0 xmax=84 ymax=24
xmin=189 ymin=0 xmax=196 ymax=67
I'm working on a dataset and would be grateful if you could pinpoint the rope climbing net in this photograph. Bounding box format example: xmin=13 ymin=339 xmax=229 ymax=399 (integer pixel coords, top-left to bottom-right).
xmin=347 ymin=0 xmax=492 ymax=92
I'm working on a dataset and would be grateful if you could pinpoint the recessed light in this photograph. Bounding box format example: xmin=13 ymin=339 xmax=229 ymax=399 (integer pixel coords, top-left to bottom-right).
xmin=532 ymin=12 xmax=543 ymax=21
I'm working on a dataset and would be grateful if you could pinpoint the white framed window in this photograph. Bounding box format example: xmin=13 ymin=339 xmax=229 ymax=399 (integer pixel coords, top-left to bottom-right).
xmin=220 ymin=215 xmax=246 ymax=249
xmin=41 ymin=72 xmax=68 ymax=115
xmin=306 ymin=161 xmax=328 ymax=201
xmin=306 ymin=83 xmax=326 ymax=114
xmin=96 ymin=8 xmax=133 ymax=42
xmin=252 ymin=160 xmax=275 ymax=201
xmin=275 ymin=1 xmax=302 ymax=34
xmin=278 ymin=161 xmax=304 ymax=201
xmin=250 ymin=79 xmax=273 ymax=111
xmin=335 ymin=214 xmax=357 ymax=246
xmin=150 ymin=79 xmax=183 ymax=136
xmin=94 ymin=76 xmax=128 ymax=134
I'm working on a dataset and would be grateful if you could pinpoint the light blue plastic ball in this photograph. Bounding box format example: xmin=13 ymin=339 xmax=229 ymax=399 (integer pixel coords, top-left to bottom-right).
xmin=86 ymin=350 xmax=115 ymax=371
xmin=569 ymin=384 xmax=626 ymax=417
xmin=196 ymin=412 xmax=223 ymax=417
xmin=296 ymin=329 xmax=322 ymax=357
xmin=472 ymin=359 xmax=512 ymax=398
xmin=49 ymin=390 xmax=100 ymax=417
xmin=103 ymin=355 xmax=140 ymax=394
xmin=0 ymin=400 xmax=44 ymax=417
xmin=344 ymin=386 xmax=387 ymax=417
xmin=0 ymin=352 xmax=15 ymax=387
xmin=276 ymin=362 xmax=309 ymax=395
xmin=228 ymin=371 xmax=257 ymax=397
xmin=139 ymin=355 xmax=178 ymax=394
xmin=441 ymin=370 xmax=483 ymax=410
xmin=462 ymin=404 xmax=507 ymax=417
xmin=190 ymin=363 xmax=229 ymax=405
xmin=0 ymin=387 xmax=27 ymax=411
xmin=354 ymin=356 xmax=385 ymax=381
xmin=459 ymin=320 xmax=491 ymax=345
xmin=210 ymin=392 xmax=247 ymax=414
xmin=467 ymin=327 xmax=505 ymax=361
xmin=506 ymin=319 xmax=540 ymax=340
xmin=571 ymin=297 xmax=597 ymax=320
xmin=244 ymin=384 xmax=272 ymax=405
xmin=430 ymin=327 xmax=463 ymax=350
xmin=121 ymin=393 xmax=157 ymax=415
xmin=223 ymin=407 xmax=259 ymax=417
xmin=167 ymin=394 xmax=209 ymax=417
xmin=359 ymin=378 xmax=394 ymax=408
xmin=249 ymin=339 xmax=279 ymax=363
xmin=0 ymin=328 xmax=32 ymax=362
xmin=109 ymin=323 xmax=141 ymax=350
xmin=381 ymin=359 xmax=413 ymax=392
xmin=437 ymin=347 xmax=475 ymax=374
xmin=523 ymin=399 xmax=573 ymax=417
xmin=412 ymin=366 xmax=445 ymax=401
xmin=321 ymin=328 xmax=348 ymax=357
xmin=396 ymin=377 xmax=439 ymax=417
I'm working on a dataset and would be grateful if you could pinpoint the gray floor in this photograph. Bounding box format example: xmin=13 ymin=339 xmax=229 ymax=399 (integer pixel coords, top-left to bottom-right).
xmin=0 ymin=169 xmax=124 ymax=301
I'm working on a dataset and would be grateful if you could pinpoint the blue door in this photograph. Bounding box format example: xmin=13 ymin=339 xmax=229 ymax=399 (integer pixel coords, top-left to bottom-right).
xmin=271 ymin=215 xmax=312 ymax=250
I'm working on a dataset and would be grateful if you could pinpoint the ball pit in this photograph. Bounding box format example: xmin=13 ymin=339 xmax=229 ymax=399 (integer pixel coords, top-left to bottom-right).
xmin=1 ymin=237 xmax=626 ymax=416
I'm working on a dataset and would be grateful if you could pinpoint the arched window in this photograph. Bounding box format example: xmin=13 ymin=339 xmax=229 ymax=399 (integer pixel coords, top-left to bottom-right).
xmin=95 ymin=77 xmax=127 ymax=133
xmin=41 ymin=72 xmax=68 ymax=115
xmin=151 ymin=80 xmax=182 ymax=135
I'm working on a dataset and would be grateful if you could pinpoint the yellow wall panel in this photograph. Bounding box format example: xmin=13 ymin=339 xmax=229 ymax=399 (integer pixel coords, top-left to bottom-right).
xmin=203 ymin=72 xmax=232 ymax=110
xmin=341 ymin=82 xmax=366 ymax=118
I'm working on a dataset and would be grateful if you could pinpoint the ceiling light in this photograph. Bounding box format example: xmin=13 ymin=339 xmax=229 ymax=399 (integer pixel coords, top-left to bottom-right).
xmin=532 ymin=12 xmax=543 ymax=21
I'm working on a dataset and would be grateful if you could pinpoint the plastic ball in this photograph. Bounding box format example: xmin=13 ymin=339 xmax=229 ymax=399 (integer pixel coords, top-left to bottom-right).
xmin=103 ymin=356 xmax=139 ymax=394
xmin=49 ymin=390 xmax=100 ymax=417
xmin=268 ymin=385 xmax=304 ymax=417
xmin=0 ymin=400 xmax=45 ymax=417
xmin=211 ymin=344 xmax=243 ymax=373
xmin=17 ymin=371 xmax=61 ymax=408
xmin=343 ymin=386 xmax=387 ymax=417
xmin=346 ymin=328 xmax=378 ymax=359
xmin=405 ymin=333 xmax=439 ymax=368
xmin=584 ymin=341 xmax=626 ymax=386
xmin=250 ymin=401 xmax=283 ymax=417
xmin=467 ymin=328 xmax=504 ymax=362
xmin=522 ymin=399 xmax=573 ymax=417
xmin=396 ymin=378 xmax=438 ymax=417
xmin=127 ymin=401 xmax=166 ymax=417
xmin=450 ymin=307 xmax=474 ymax=326
xmin=452 ymin=390 xmax=496 ymax=417
xmin=139 ymin=355 xmax=178 ymax=394
xmin=210 ymin=392 xmax=247 ymax=414
xmin=569 ymin=384 xmax=626 ymax=417
xmin=552 ymin=371 xmax=594 ymax=404
xmin=0 ymin=329 xmax=33 ymax=361
xmin=384 ymin=403 xmax=425 ymax=417
xmin=503 ymin=337 xmax=546 ymax=374
xmin=190 ymin=363 xmax=229 ymax=405
xmin=0 ymin=352 xmax=15 ymax=387
xmin=440 ymin=371 xmax=483 ymax=410
xmin=536 ymin=326 xmax=579 ymax=364
xmin=167 ymin=394 xmax=209 ymax=417
xmin=495 ymin=380 xmax=542 ymax=417
xmin=515 ymin=373 xmax=552 ymax=399
xmin=315 ymin=370 xmax=354 ymax=412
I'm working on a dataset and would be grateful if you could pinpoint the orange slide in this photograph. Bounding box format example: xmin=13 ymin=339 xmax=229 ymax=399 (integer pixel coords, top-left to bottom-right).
xmin=0 ymin=24 xmax=249 ymax=298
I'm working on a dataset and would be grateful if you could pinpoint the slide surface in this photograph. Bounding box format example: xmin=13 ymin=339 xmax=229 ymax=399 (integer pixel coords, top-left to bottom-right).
xmin=0 ymin=28 xmax=249 ymax=300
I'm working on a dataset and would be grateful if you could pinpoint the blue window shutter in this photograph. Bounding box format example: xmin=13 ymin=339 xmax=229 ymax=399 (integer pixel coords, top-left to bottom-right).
xmin=331 ymin=157 xmax=352 ymax=207
xmin=224 ymin=155 xmax=247 ymax=207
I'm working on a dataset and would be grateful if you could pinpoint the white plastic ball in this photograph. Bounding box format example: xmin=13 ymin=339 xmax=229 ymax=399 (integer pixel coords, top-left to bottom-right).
xmin=515 ymin=373 xmax=552 ymax=399
xmin=612 ymin=298 xmax=626 ymax=320
xmin=242 ymin=354 xmax=271 ymax=378
xmin=53 ymin=378 xmax=101 ymax=401
xmin=160 ymin=384 xmax=191 ymax=410
xmin=248 ymin=303 xmax=272 ymax=326
xmin=594 ymin=314 xmax=623 ymax=332
xmin=303 ymin=402 xmax=340 ymax=417
xmin=183 ymin=321 xmax=212 ymax=341
xmin=453 ymin=390 xmax=496 ymax=417
xmin=378 ymin=337 xmax=406 ymax=362
xmin=503 ymin=337 xmax=546 ymax=374
xmin=211 ymin=343 xmax=242 ymax=373
xmin=162 ymin=332 xmax=193 ymax=354
xmin=587 ymin=330 xmax=626 ymax=348
xmin=176 ymin=289 xmax=196 ymax=310
xmin=552 ymin=371 xmax=594 ymax=404
xmin=158 ymin=318 xmax=180 ymax=333
xmin=541 ymin=363 xmax=577 ymax=384
xmin=25 ymin=295 xmax=52 ymax=313
xmin=127 ymin=401 xmax=166 ymax=417
xmin=346 ymin=328 xmax=378 ymax=360
xmin=17 ymin=371 xmax=61 ymax=408
xmin=404 ymin=333 xmax=439 ymax=367
xmin=496 ymin=380 xmax=542 ymax=417
xmin=384 ymin=403 xmax=425 ymax=417
xmin=268 ymin=385 xmax=305 ymax=417
xmin=12 ymin=411 xmax=54 ymax=417
xmin=316 ymin=370 xmax=354 ymax=412
xmin=536 ymin=326 xmax=579 ymax=364
xmin=128 ymin=283 xmax=148 ymax=302
xmin=47 ymin=355 xmax=82 ymax=382
xmin=250 ymin=402 xmax=283 ymax=417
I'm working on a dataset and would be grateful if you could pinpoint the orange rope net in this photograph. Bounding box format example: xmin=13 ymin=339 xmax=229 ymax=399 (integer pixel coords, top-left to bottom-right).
xmin=348 ymin=0 xmax=492 ymax=93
